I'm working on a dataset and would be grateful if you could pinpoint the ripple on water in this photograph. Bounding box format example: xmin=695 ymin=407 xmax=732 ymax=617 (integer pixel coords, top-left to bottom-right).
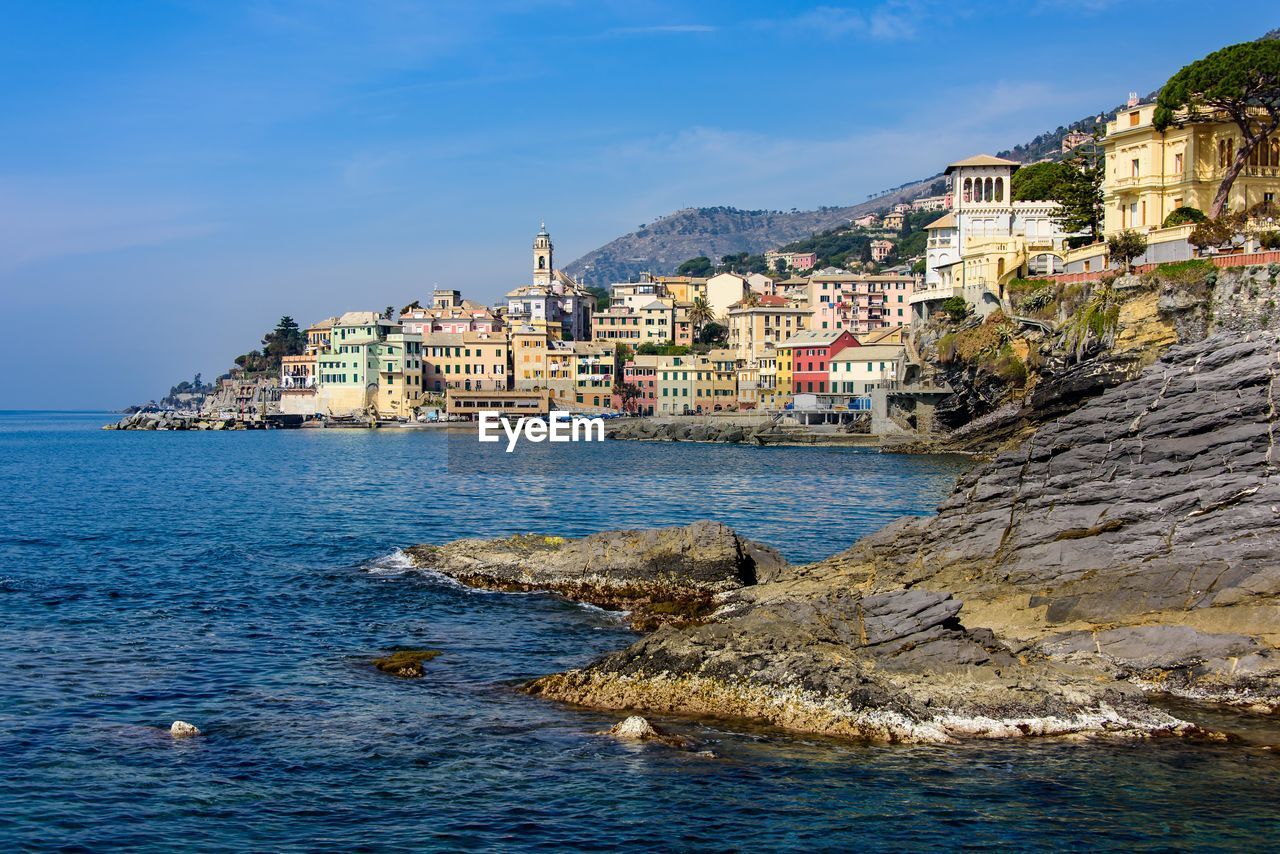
xmin=0 ymin=412 xmax=1277 ymax=850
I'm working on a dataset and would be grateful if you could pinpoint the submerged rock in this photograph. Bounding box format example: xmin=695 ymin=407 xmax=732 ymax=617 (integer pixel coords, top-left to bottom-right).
xmin=603 ymin=715 xmax=695 ymax=748
xmin=524 ymin=332 xmax=1280 ymax=741
xmin=372 ymin=649 xmax=442 ymax=678
xmin=404 ymin=521 xmax=787 ymax=630
xmin=169 ymin=720 xmax=201 ymax=738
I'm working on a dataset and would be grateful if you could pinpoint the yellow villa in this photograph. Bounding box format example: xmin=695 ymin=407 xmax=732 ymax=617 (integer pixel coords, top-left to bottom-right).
xmin=1102 ymin=102 xmax=1280 ymax=236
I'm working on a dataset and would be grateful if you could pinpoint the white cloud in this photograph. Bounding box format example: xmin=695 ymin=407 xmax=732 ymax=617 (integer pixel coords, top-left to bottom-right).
xmin=760 ymin=2 xmax=926 ymax=41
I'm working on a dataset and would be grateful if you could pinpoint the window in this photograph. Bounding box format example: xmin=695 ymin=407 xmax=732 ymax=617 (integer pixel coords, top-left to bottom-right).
xmin=1129 ymin=111 xmax=1140 ymax=127
xmin=1173 ymin=153 xmax=1184 ymax=174
xmin=1131 ymin=158 xmax=1140 ymax=178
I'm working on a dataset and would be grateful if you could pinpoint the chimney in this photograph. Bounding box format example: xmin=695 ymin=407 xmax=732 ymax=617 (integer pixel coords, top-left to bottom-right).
xmin=1127 ymin=91 xmax=1139 ymax=108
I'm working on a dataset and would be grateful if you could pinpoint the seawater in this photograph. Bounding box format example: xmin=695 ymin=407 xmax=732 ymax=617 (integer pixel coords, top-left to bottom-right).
xmin=1 ymin=412 xmax=1277 ymax=851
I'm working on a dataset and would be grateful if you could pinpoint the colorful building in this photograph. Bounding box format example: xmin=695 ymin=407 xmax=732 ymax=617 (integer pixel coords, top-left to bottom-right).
xmin=423 ymin=330 xmax=510 ymax=393
xmin=781 ymin=329 xmax=858 ymax=395
xmin=1102 ymin=101 xmax=1280 ymax=237
xmin=808 ymin=272 xmax=915 ymax=333
xmin=616 ymin=354 xmax=659 ymax=415
xmin=315 ymin=311 xmax=424 ymax=418
xmin=829 ymin=344 xmax=907 ymax=395
xmin=726 ymin=295 xmax=810 ymax=362
xmin=654 ymin=354 xmax=715 ymax=415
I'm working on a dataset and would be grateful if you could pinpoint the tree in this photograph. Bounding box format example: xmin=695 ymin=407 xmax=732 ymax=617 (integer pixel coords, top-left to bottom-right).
xmin=698 ymin=321 xmax=727 ymax=345
xmin=1154 ymin=40 xmax=1280 ymax=217
xmin=616 ymin=382 xmax=642 ymax=413
xmin=676 ymin=256 xmax=713 ymax=277
xmin=774 ymin=258 xmax=788 ymax=274
xmin=1107 ymin=230 xmax=1149 ymax=271
xmin=941 ymin=296 xmax=968 ymax=321
xmin=1163 ymin=206 xmax=1208 ymax=227
xmin=1052 ymin=140 xmax=1105 ymax=245
xmin=383 ymin=306 xmax=395 ymax=319
xmin=687 ymin=296 xmax=716 ymax=338
xmin=1011 ymin=161 xmax=1070 ymax=201
xmin=585 ymin=285 xmax=610 ymax=311
xmin=1189 ymin=212 xmax=1246 ymax=252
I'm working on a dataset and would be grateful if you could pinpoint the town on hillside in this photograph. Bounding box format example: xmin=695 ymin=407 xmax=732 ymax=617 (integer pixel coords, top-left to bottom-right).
xmin=155 ymin=81 xmax=1280 ymax=434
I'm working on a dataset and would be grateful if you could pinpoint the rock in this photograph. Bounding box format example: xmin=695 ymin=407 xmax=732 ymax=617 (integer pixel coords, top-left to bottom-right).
xmin=603 ymin=715 xmax=695 ymax=748
xmin=609 ymin=714 xmax=660 ymax=739
xmin=169 ymin=720 xmax=201 ymax=738
xmin=372 ymin=649 xmax=441 ymax=678
xmin=523 ymin=332 xmax=1280 ymax=741
xmin=405 ymin=521 xmax=788 ymax=630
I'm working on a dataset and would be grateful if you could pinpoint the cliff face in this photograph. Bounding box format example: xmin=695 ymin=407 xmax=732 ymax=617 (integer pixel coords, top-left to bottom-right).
xmin=527 ymin=331 xmax=1280 ymax=741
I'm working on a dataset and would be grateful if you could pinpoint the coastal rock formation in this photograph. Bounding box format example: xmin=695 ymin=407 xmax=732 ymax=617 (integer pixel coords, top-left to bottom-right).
xmin=372 ymin=649 xmax=442 ymax=678
xmin=602 ymin=715 xmax=695 ymax=748
xmin=607 ymin=419 xmax=867 ymax=446
xmin=169 ymin=721 xmax=201 ymax=738
xmin=404 ymin=521 xmax=787 ymax=630
xmin=526 ymin=331 xmax=1280 ymax=741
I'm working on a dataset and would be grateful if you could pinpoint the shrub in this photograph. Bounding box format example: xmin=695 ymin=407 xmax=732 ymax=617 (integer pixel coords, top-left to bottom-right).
xmin=990 ymin=344 xmax=1028 ymax=386
xmin=1019 ymin=288 xmax=1054 ymax=314
xmin=1151 ymin=259 xmax=1214 ymax=287
xmin=1162 ymin=206 xmax=1207 ymax=228
xmin=940 ymin=296 xmax=968 ymax=320
xmin=1260 ymin=231 xmax=1280 ymax=250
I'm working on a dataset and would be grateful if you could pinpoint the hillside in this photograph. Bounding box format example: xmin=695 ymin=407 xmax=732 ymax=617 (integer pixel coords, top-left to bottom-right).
xmin=564 ymin=179 xmax=939 ymax=286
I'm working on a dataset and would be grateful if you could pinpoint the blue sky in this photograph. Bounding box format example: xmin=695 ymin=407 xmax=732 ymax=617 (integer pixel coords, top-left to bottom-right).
xmin=0 ymin=0 xmax=1272 ymax=408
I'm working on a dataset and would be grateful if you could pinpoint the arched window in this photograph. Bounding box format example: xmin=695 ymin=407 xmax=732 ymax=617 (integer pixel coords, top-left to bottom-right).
xmin=963 ymin=178 xmax=972 ymax=203
xmin=538 ymin=256 xmax=546 ymax=269
xmin=984 ymin=177 xmax=993 ymax=202
xmin=994 ymin=177 xmax=1004 ymax=202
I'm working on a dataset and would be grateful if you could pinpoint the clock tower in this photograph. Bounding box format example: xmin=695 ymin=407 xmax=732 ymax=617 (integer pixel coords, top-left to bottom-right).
xmin=533 ymin=223 xmax=553 ymax=287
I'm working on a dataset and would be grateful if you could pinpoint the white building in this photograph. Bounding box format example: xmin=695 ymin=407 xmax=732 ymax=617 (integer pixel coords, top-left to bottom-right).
xmin=504 ymin=224 xmax=594 ymax=341
xmin=915 ymin=154 xmax=1072 ymax=319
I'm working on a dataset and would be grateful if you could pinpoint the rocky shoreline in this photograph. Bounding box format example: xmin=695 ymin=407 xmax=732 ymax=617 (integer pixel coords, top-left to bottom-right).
xmin=404 ymin=521 xmax=786 ymax=631
xmin=104 ymin=412 xmax=266 ymax=431
xmin=605 ymin=419 xmax=877 ymax=446
xmin=407 ymin=331 xmax=1280 ymax=743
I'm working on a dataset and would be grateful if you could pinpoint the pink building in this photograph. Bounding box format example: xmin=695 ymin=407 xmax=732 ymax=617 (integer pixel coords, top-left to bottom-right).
xmin=613 ymin=355 xmax=658 ymax=415
xmin=809 ymin=273 xmax=916 ymax=333
xmin=871 ymin=239 xmax=895 ymax=262
xmin=400 ymin=302 xmax=500 ymax=336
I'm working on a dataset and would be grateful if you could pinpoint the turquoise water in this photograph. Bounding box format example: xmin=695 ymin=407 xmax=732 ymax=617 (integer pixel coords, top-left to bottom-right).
xmin=1 ymin=412 xmax=1277 ymax=851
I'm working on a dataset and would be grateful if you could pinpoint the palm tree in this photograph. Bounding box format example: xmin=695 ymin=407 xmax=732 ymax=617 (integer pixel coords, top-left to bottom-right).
xmin=687 ymin=296 xmax=716 ymax=341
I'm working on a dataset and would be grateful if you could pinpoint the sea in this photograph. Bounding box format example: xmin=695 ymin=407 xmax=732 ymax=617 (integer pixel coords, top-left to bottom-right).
xmin=1 ymin=411 xmax=1277 ymax=851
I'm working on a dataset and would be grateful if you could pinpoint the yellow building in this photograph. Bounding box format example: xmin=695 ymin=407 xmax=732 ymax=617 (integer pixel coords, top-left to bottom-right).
xmin=512 ymin=325 xmax=550 ymax=389
xmin=774 ymin=342 xmax=795 ymax=401
xmin=547 ymin=340 xmax=615 ymax=411
xmin=654 ymin=354 xmax=715 ymax=414
xmin=423 ymin=330 xmax=510 ymax=394
xmin=725 ymin=296 xmax=810 ymax=362
xmin=705 ymin=348 xmax=738 ymax=409
xmin=654 ymin=276 xmax=706 ymax=304
xmin=1103 ymin=102 xmax=1280 ymax=236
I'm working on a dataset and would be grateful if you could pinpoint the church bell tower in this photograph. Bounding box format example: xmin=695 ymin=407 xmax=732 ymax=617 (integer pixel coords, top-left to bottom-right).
xmin=533 ymin=223 xmax=553 ymax=287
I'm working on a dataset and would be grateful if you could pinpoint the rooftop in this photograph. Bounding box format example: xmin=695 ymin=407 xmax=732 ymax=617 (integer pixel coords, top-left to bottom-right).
xmin=830 ymin=344 xmax=906 ymax=362
xmin=944 ymin=154 xmax=1020 ymax=174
